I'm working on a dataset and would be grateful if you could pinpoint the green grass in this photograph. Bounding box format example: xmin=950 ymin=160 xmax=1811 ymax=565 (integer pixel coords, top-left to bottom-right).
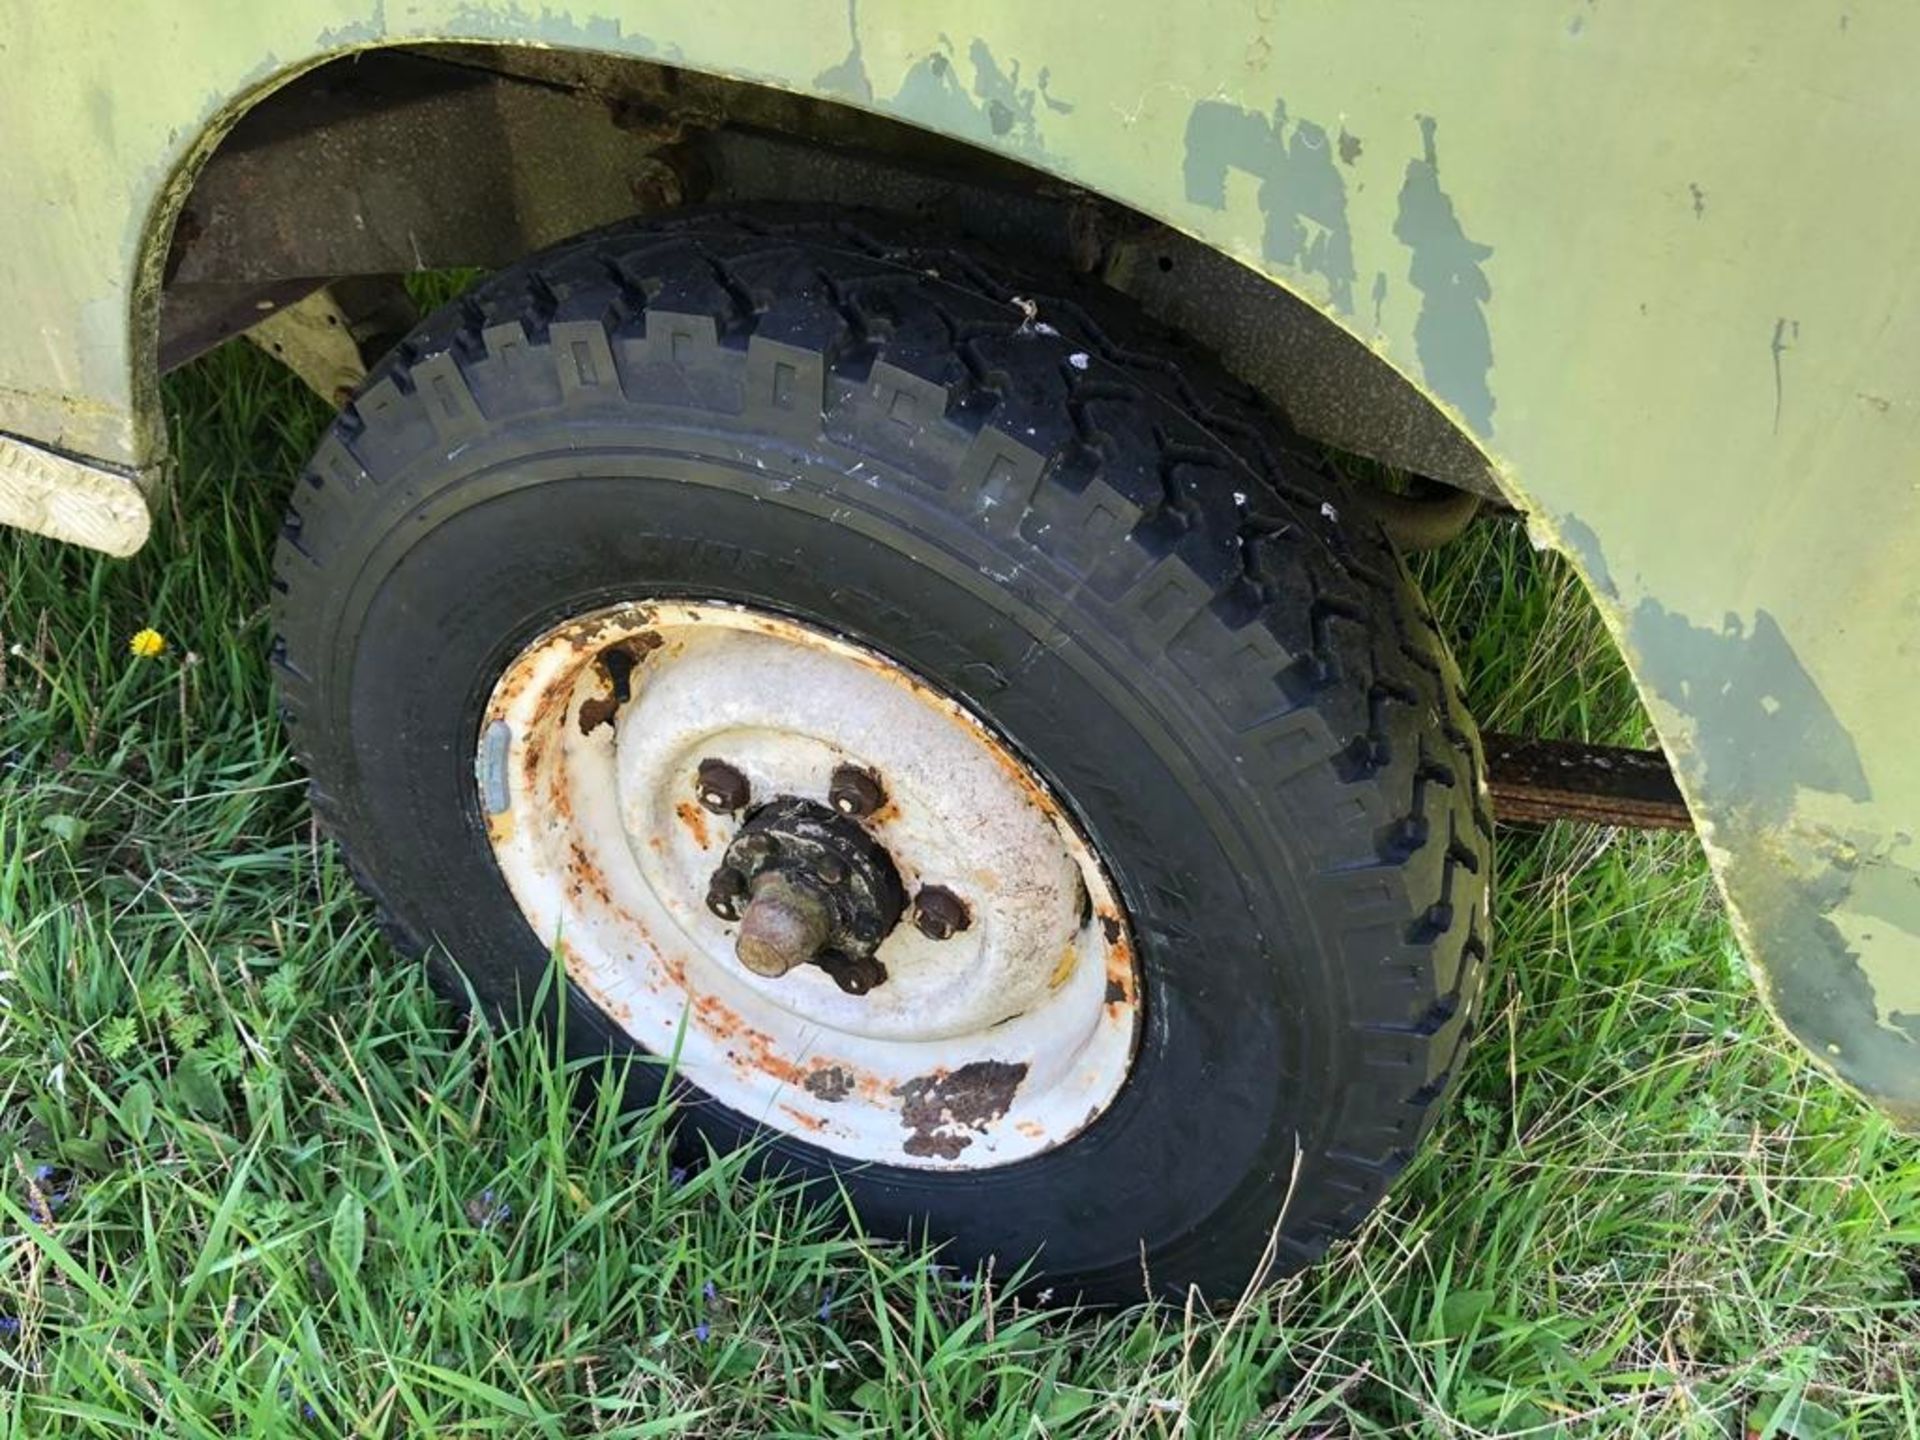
xmin=0 ymin=338 xmax=1915 ymax=1437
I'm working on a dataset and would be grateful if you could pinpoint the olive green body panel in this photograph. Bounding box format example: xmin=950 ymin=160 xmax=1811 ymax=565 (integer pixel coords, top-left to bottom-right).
xmin=1 ymin=3 xmax=1915 ymax=1117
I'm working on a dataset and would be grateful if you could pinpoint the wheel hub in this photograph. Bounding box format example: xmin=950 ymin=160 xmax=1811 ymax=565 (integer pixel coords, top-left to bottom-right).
xmin=475 ymin=601 xmax=1140 ymax=1169
xmin=708 ymin=795 xmax=907 ymax=993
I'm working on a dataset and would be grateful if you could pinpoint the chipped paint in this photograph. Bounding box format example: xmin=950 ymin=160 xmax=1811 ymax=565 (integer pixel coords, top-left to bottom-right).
xmin=1551 ymin=509 xmax=1920 ymax=1119
xmin=1184 ymin=96 xmax=1357 ymax=314
xmin=1392 ymin=115 xmax=1495 ymax=436
xmin=1629 ymin=601 xmax=1870 ymax=825
xmin=894 ymin=1061 xmax=1028 ymax=1159
xmin=804 ymin=1065 xmax=855 ymax=1101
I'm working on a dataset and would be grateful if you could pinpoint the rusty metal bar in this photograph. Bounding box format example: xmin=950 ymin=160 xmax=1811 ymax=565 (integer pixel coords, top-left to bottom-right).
xmin=1482 ymin=731 xmax=1692 ymax=830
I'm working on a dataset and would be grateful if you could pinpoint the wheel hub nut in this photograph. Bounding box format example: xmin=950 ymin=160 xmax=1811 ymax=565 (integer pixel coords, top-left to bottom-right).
xmin=913 ymin=885 xmax=970 ymax=940
xmin=705 ymin=796 xmax=907 ymax=993
xmin=734 ymin=872 xmax=833 ymax=978
xmin=828 ymin=764 xmax=885 ymax=818
xmin=696 ymin=758 xmax=749 ymax=813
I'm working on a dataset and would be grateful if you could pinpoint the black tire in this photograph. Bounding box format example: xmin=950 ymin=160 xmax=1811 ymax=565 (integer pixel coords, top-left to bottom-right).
xmin=271 ymin=207 xmax=1492 ymax=1303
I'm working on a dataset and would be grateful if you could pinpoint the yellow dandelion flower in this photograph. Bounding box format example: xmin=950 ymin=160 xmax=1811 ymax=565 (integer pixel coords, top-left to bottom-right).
xmin=129 ymin=628 xmax=167 ymax=659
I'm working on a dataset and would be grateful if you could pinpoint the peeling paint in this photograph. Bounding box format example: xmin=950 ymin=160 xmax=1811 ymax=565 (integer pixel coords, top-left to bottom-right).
xmin=1630 ymin=601 xmax=1869 ymax=824
xmin=1847 ymin=855 xmax=1920 ymax=940
xmin=1557 ymin=512 xmax=1618 ymax=601
xmin=812 ymin=0 xmax=871 ymax=102
xmin=1721 ymin=837 xmax=1920 ymax=1124
xmin=1392 ymin=115 xmax=1496 ymax=436
xmin=894 ymin=1060 xmax=1028 ymax=1158
xmin=1183 ymin=96 xmax=1357 ymax=314
xmin=805 ymin=1065 xmax=855 ymax=1101
xmin=890 ymin=37 xmax=1052 ymax=157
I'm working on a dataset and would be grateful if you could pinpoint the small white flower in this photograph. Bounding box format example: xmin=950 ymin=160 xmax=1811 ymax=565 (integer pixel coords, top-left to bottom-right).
xmin=1067 ymin=352 xmax=1090 ymax=370
xmin=1320 ymin=501 xmax=1340 ymax=523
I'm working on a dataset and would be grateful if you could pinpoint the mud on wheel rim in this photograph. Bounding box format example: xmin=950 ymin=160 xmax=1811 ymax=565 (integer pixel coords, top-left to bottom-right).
xmin=476 ymin=600 xmax=1140 ymax=1168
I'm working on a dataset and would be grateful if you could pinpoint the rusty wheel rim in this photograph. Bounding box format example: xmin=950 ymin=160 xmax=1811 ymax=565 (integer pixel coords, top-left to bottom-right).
xmin=476 ymin=601 xmax=1140 ymax=1168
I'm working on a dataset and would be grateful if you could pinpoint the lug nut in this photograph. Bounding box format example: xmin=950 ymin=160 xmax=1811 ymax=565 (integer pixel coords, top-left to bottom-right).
xmin=706 ymin=866 xmax=748 ymax=922
xmin=822 ymin=952 xmax=886 ymax=995
xmin=696 ymin=758 xmax=749 ymax=813
xmin=912 ymin=885 xmax=971 ymax=941
xmin=828 ymin=764 xmax=885 ymax=818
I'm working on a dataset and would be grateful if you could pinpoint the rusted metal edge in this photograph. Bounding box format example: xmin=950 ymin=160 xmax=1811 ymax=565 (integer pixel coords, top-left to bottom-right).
xmin=1482 ymin=731 xmax=1692 ymax=830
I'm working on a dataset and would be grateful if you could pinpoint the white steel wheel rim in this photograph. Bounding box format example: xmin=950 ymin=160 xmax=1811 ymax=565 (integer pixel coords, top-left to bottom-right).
xmin=476 ymin=601 xmax=1140 ymax=1168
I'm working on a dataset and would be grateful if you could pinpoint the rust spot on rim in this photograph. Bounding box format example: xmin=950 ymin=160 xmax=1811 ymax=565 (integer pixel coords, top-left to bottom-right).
xmin=578 ymin=695 xmax=619 ymax=735
xmin=674 ymin=799 xmax=711 ymax=848
xmin=804 ymin=1065 xmax=855 ymax=1102
xmin=894 ymin=1060 xmax=1028 ymax=1160
xmin=1099 ymin=907 xmax=1136 ymax=1014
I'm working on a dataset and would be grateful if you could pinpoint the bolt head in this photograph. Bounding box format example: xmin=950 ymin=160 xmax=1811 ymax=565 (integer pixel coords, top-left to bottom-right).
xmin=912 ymin=885 xmax=971 ymax=941
xmin=706 ymin=866 xmax=747 ymax=921
xmin=827 ymin=764 xmax=885 ymax=819
xmin=696 ymin=758 xmax=749 ymax=813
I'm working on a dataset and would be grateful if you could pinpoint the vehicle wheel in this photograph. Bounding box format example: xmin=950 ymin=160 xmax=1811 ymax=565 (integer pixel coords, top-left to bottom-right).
xmin=271 ymin=207 xmax=1492 ymax=1302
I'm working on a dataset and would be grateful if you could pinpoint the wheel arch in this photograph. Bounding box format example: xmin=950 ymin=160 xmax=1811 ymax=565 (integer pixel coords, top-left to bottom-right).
xmin=142 ymin=42 xmax=1501 ymax=502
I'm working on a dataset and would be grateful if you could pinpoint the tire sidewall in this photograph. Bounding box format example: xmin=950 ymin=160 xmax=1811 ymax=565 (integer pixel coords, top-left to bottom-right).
xmin=310 ymin=413 xmax=1342 ymax=1295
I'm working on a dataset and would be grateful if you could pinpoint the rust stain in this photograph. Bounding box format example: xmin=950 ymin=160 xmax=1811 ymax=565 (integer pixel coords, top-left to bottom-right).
xmin=576 ymin=631 xmax=665 ymax=737
xmin=1015 ymin=1119 xmax=1044 ymax=1139
xmin=674 ymin=799 xmax=711 ymax=848
xmin=566 ymin=838 xmax=599 ymax=903
xmin=738 ymin=1024 xmax=812 ymax=1089
xmin=1100 ymin=908 xmax=1136 ymax=1015
xmin=779 ymin=1103 xmax=828 ymax=1134
xmin=869 ymin=798 xmax=902 ymax=825
xmin=577 ymin=695 xmax=619 ymax=735
xmin=691 ymin=992 xmax=738 ymax=1037
xmin=894 ymin=1060 xmax=1028 ymax=1160
xmin=804 ymin=1065 xmax=854 ymax=1101
xmin=685 ymin=992 xmax=880 ymax=1097
xmin=548 ymin=742 xmax=575 ymax=825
